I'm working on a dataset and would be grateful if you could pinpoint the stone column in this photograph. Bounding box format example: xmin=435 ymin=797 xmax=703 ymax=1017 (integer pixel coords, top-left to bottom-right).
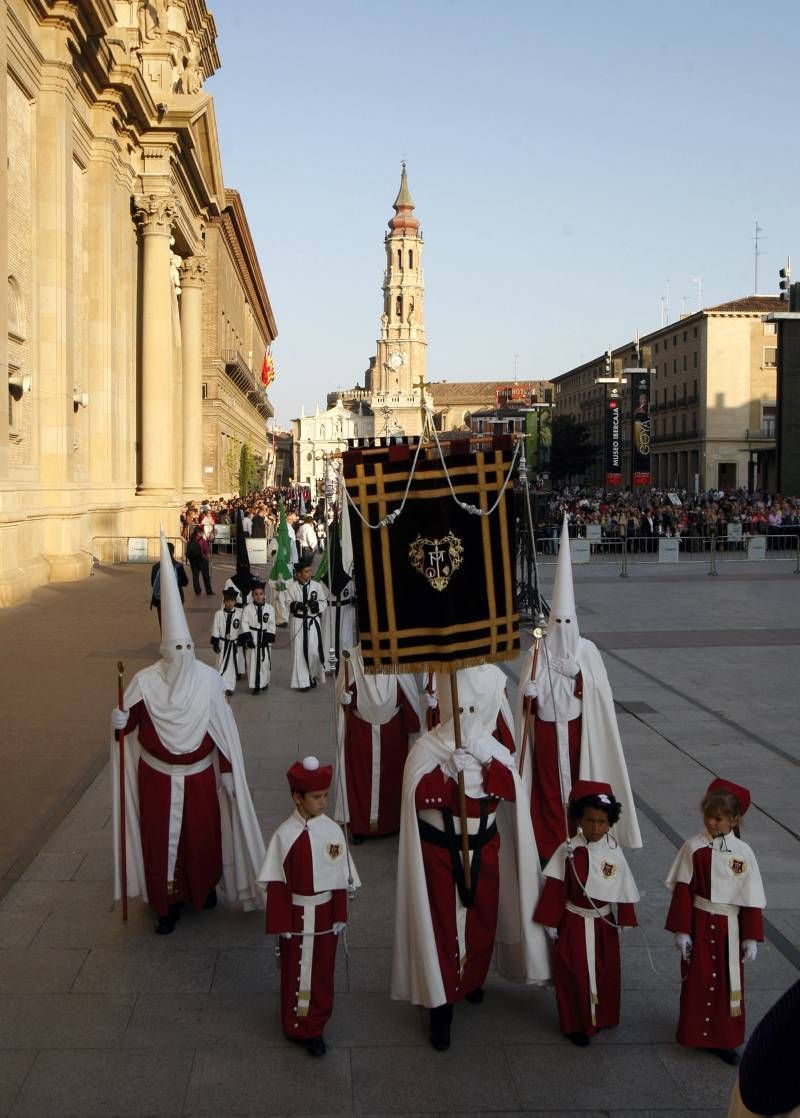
xmin=179 ymin=254 xmax=207 ymax=499
xmin=134 ymin=193 xmax=177 ymax=496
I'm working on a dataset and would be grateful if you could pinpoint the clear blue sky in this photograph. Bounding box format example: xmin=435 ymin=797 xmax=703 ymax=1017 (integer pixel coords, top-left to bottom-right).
xmin=208 ymin=0 xmax=800 ymax=424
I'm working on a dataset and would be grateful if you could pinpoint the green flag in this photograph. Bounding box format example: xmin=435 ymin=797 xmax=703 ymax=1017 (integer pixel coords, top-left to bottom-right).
xmin=270 ymin=500 xmax=293 ymax=584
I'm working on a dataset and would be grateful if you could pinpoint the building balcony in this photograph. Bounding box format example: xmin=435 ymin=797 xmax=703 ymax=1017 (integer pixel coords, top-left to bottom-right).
xmin=655 ymin=428 xmax=703 ymax=443
xmin=746 ymin=426 xmax=776 ymax=443
xmin=222 ymin=350 xmax=273 ymax=420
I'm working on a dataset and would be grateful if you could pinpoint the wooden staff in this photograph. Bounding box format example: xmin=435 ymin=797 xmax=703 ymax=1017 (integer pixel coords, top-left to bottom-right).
xmin=517 ymin=626 xmax=543 ymax=779
xmin=425 ymin=671 xmax=435 ymax=731
xmin=449 ymin=672 xmax=472 ymax=891
xmin=116 ymin=661 xmax=128 ymax=922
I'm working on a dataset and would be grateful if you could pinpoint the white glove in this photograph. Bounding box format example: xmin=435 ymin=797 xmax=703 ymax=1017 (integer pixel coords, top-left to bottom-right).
xmin=545 ymin=926 xmax=559 ymax=941
xmin=522 ymin=679 xmax=538 ymax=700
xmin=332 ymin=922 xmax=346 ymax=936
xmin=423 ymin=692 xmax=438 ymax=710
xmin=550 ymin=655 xmax=580 ymax=679
xmin=280 ymin=932 xmax=293 ymax=940
xmin=220 ymin=773 xmax=235 ymax=799
xmin=339 ymin=691 xmax=352 ymax=706
xmin=441 ymin=749 xmax=470 ymax=781
xmin=675 ymin=933 xmax=693 ymax=960
xmin=465 ymin=737 xmax=495 ymax=766
xmin=742 ymin=940 xmax=758 ymax=962
xmin=111 ymin=708 xmax=128 ymax=731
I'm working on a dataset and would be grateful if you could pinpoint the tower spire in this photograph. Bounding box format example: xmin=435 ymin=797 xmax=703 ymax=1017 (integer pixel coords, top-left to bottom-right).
xmin=389 ymin=161 xmax=419 ymax=234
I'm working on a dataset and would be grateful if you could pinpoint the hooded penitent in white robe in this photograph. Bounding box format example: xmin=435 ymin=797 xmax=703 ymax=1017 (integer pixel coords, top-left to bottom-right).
xmin=111 ymin=532 xmax=265 ymax=912
xmin=332 ymin=646 xmax=422 ymax=830
xmin=391 ymin=669 xmax=551 ymax=1008
xmin=515 ymin=516 xmax=642 ymax=853
xmin=287 ymin=578 xmax=328 ymax=689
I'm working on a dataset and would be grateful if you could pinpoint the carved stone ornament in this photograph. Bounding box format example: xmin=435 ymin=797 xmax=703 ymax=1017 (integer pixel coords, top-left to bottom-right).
xmin=179 ymin=255 xmax=208 ymax=287
xmin=133 ymin=193 xmax=178 ymax=235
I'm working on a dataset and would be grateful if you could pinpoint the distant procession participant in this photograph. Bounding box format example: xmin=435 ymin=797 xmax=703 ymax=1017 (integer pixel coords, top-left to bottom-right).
xmin=391 ymin=668 xmax=551 ymax=1052
xmin=269 ymin=500 xmax=294 ymax=628
xmin=211 ymin=588 xmax=244 ymax=694
xmin=534 ymin=781 xmax=639 ymax=1047
xmin=241 ymin=580 xmax=276 ymax=695
xmin=317 ymin=510 xmax=358 ymax=674
xmin=224 ymin=509 xmax=255 ymax=607
xmin=334 ymin=645 xmax=422 ymax=842
xmin=515 ymin=515 xmax=642 ymax=863
xmin=287 ymin=556 xmax=328 ymax=692
xmin=665 ymin=778 xmax=765 ymax=1066
xmin=110 ymin=532 xmax=264 ymax=934
xmin=258 ymin=757 xmax=360 ymax=1057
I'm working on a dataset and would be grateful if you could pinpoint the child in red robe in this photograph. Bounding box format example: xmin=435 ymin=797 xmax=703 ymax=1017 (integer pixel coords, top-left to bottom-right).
xmin=257 ymin=757 xmax=359 ymax=1057
xmin=534 ymin=780 xmax=639 ymax=1047
xmin=665 ymin=777 xmax=765 ymax=1066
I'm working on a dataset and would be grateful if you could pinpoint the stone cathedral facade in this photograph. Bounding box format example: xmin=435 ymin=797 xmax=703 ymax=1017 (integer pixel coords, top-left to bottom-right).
xmin=0 ymin=1 xmax=276 ymax=605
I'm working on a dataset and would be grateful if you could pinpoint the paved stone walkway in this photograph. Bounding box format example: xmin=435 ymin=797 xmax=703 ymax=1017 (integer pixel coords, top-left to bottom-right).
xmin=0 ymin=558 xmax=797 ymax=1116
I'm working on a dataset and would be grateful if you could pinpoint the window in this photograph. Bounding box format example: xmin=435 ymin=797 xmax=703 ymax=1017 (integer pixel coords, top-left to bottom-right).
xmin=693 ymin=351 xmax=698 ymax=369
xmin=662 ymin=388 xmax=667 ymax=406
xmin=764 ymin=322 xmax=777 ymax=335
xmin=202 ymin=383 xmax=208 ymax=400
xmin=764 ymin=347 xmax=777 ymax=367
xmin=671 ymin=415 xmax=676 ymax=435
xmin=395 ymin=295 xmax=402 ymax=318
xmin=683 ymin=355 xmax=687 ymax=371
xmin=663 ymin=362 xmax=667 ymax=375
xmin=673 ymin=358 xmax=677 ymax=374
xmin=408 ymin=250 xmax=413 ymax=268
xmin=683 ymin=330 xmax=687 ymax=342
xmin=693 ymin=326 xmax=698 ymax=338
xmin=397 ymin=249 xmax=402 ymax=269
xmin=673 ymin=335 xmax=677 ymax=347
xmin=762 ymin=404 xmax=776 ymax=437
xmin=655 ymin=342 xmax=659 ymax=354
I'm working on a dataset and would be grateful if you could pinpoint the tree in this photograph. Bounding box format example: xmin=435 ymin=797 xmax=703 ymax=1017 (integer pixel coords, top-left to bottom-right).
xmin=238 ymin=442 xmax=257 ymax=495
xmin=549 ymin=414 xmax=595 ymax=481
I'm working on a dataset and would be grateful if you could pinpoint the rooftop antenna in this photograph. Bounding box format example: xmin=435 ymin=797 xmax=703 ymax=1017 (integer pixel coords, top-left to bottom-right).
xmin=659 ymin=295 xmax=668 ymax=327
xmin=692 ymin=276 xmax=703 ymax=312
xmin=753 ymin=219 xmax=766 ymax=294
xmin=513 ymin=354 xmax=519 ymax=383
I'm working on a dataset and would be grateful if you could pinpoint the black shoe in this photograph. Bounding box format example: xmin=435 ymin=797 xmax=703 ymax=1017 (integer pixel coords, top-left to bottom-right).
xmin=252 ymin=688 xmax=260 ymax=696
xmin=350 ymin=834 xmax=365 ymax=845
xmin=155 ymin=916 xmax=177 ymax=935
xmin=310 ymin=679 xmax=317 ymax=688
xmin=465 ymin=987 xmax=484 ymax=1004
xmin=298 ymin=686 xmax=311 ymax=693
xmin=567 ymin=1031 xmax=590 ymax=1048
xmin=304 ymin=1036 xmax=326 ymax=1057
xmin=278 ymin=622 xmax=288 ymax=629
xmin=203 ymin=889 xmax=217 ymax=910
xmin=710 ymin=1048 xmax=740 ymax=1066
xmin=168 ymin=901 xmax=184 ymax=922
xmin=429 ymin=1004 xmax=453 ymax=1052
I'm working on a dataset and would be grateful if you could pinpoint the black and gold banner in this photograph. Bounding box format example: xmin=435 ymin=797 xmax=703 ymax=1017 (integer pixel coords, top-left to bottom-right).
xmin=343 ymin=441 xmax=519 ymax=672
xmin=630 ymin=369 xmax=652 ymax=486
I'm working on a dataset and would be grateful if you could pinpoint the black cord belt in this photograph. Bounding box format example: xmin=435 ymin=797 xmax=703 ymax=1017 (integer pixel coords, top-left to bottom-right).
xmin=418 ymin=819 xmax=497 ymax=851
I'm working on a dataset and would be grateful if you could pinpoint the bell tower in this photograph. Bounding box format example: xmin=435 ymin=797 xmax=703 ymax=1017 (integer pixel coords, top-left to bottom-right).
xmin=370 ymin=164 xmax=429 ymax=434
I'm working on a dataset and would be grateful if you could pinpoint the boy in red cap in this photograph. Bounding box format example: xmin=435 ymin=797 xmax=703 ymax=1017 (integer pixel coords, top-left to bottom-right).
xmin=257 ymin=757 xmax=359 ymax=1056
xmin=665 ymin=777 xmax=765 ymax=1065
xmin=534 ymin=780 xmax=639 ymax=1047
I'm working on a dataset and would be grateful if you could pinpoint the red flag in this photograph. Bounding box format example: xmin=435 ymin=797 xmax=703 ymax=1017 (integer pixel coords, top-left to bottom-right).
xmin=260 ymin=352 xmax=269 ymax=386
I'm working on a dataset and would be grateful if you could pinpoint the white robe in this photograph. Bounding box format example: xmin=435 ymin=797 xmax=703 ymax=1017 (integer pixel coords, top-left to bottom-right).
xmin=515 ymin=637 xmax=642 ymax=850
xmin=286 ymin=579 xmax=328 ymax=689
xmin=110 ymin=660 xmax=266 ymax=911
xmin=322 ymin=579 xmax=357 ymax=671
xmin=241 ymin=601 xmax=276 ymax=689
xmin=211 ymin=607 xmax=244 ymax=691
xmin=391 ymin=726 xmax=551 ymax=1008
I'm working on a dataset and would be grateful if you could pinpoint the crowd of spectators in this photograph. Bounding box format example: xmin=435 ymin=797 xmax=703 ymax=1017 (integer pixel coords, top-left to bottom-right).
xmin=531 ymin=487 xmax=800 ymax=552
xmin=178 ymin=486 xmax=327 ymax=553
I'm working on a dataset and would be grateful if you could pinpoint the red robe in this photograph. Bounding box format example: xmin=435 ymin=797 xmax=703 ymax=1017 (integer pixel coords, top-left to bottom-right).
xmin=665 ymin=846 xmax=764 ymax=1049
xmin=265 ymin=829 xmax=347 ymax=1039
xmin=533 ymin=845 xmax=637 ymax=1036
xmin=343 ymin=681 xmax=420 ymax=836
xmin=122 ymin=701 xmax=232 ymax=918
xmin=415 ymin=760 xmax=516 ymax=1004
xmin=528 ymin=672 xmax=583 ymax=863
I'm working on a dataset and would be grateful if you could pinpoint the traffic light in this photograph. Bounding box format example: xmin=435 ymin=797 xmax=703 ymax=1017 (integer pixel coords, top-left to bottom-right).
xmin=603 ymin=348 xmax=612 ymax=375
xmin=779 ymin=261 xmax=791 ymax=303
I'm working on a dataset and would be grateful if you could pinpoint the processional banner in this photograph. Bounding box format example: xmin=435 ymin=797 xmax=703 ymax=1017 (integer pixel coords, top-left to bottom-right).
xmin=343 ymin=440 xmax=519 ymax=672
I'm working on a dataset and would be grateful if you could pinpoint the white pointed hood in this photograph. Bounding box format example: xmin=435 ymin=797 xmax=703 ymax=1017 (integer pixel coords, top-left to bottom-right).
xmin=547 ymin=515 xmax=580 ymax=659
xmin=137 ymin=530 xmax=210 ymax=753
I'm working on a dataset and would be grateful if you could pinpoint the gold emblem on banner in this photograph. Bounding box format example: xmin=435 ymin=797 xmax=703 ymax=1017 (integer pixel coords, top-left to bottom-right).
xmin=409 ymin=532 xmax=464 ymax=592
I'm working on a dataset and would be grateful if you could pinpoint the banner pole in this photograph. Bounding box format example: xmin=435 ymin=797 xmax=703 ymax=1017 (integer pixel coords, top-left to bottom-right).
xmin=449 ymin=672 xmax=471 ymax=892
xmin=517 ymin=625 xmax=543 ymax=778
xmin=116 ymin=660 xmax=128 ymax=922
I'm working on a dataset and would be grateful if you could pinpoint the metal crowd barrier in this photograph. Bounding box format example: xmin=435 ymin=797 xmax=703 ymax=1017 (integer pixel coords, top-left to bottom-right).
xmin=91 ymin=535 xmax=187 ymax=566
xmin=527 ymin=533 xmax=800 ymax=577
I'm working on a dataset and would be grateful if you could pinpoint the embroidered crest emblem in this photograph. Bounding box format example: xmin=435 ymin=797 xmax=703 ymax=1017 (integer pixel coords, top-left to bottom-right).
xmin=600 ymin=861 xmax=616 ymax=879
xmin=326 ymin=843 xmax=342 ymax=860
xmin=729 ymin=857 xmax=746 ymax=876
xmin=233 ymin=619 xmax=240 ymax=629
xmin=408 ymin=532 xmax=464 ymax=592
